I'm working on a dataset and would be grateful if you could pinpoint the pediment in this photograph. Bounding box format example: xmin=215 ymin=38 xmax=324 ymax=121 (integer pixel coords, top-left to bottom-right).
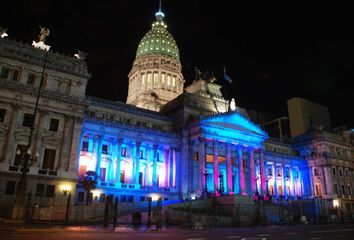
xmin=200 ymin=111 xmax=268 ymax=139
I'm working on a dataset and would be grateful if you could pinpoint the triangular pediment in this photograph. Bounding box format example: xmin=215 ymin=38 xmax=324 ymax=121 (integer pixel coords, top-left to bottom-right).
xmin=193 ymin=111 xmax=268 ymax=147
xmin=201 ymin=112 xmax=267 ymax=136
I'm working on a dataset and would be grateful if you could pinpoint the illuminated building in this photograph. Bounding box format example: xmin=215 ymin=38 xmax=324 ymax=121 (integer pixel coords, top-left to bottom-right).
xmin=0 ymin=6 xmax=353 ymax=221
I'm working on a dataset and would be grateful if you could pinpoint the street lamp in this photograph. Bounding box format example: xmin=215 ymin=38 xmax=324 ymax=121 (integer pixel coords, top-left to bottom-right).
xmin=202 ymin=169 xmax=208 ymax=197
xmin=11 ymin=27 xmax=50 ymax=220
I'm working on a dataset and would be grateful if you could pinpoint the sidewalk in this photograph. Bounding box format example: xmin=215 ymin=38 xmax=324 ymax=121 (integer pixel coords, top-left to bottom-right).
xmin=0 ymin=223 xmax=186 ymax=233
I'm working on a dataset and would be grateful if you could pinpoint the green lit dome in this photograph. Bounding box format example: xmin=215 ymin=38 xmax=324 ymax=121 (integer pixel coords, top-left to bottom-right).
xmin=136 ymin=11 xmax=180 ymax=61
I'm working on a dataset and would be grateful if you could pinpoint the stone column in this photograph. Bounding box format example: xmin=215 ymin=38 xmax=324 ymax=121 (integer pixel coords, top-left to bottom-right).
xmin=57 ymin=114 xmax=71 ymax=170
xmin=172 ymin=148 xmax=177 ymax=187
xmin=2 ymin=104 xmax=20 ymax=163
xmin=95 ymin=135 xmax=103 ymax=175
xmin=169 ymin=147 xmax=174 ymax=188
xmin=282 ymin=165 xmax=287 ymax=197
xmin=199 ymin=138 xmax=206 ymax=192
xmin=226 ymin=143 xmax=233 ymax=194
xmin=237 ymin=145 xmax=246 ymax=195
xmin=145 ymin=146 xmax=150 ymax=186
xmin=135 ymin=141 xmax=141 ymax=185
xmin=309 ymin=166 xmax=315 ymax=196
xmin=152 ymin=144 xmax=158 ymax=188
xmin=273 ymin=164 xmax=278 ymax=195
xmin=213 ymin=139 xmax=219 ymax=194
xmin=259 ymin=149 xmax=266 ymax=195
xmin=248 ymin=147 xmax=256 ymax=194
xmin=164 ymin=147 xmax=170 ymax=187
xmin=109 ymin=141 xmax=117 ymax=182
xmin=67 ymin=116 xmax=83 ymax=172
xmin=115 ymin=138 xmax=122 ymax=186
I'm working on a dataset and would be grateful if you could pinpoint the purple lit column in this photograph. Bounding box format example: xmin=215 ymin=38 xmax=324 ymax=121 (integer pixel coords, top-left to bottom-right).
xmin=213 ymin=139 xmax=219 ymax=194
xmin=259 ymin=149 xmax=266 ymax=195
xmin=152 ymin=144 xmax=158 ymax=189
xmin=248 ymin=147 xmax=256 ymax=194
xmin=237 ymin=145 xmax=246 ymax=195
xmin=226 ymin=143 xmax=233 ymax=194
xmin=145 ymin=146 xmax=150 ymax=186
xmin=115 ymin=138 xmax=122 ymax=186
xmin=169 ymin=148 xmax=174 ymax=188
xmin=164 ymin=147 xmax=170 ymax=187
xmin=135 ymin=141 xmax=141 ymax=186
xmin=283 ymin=165 xmax=287 ymax=197
xmin=95 ymin=135 xmax=102 ymax=175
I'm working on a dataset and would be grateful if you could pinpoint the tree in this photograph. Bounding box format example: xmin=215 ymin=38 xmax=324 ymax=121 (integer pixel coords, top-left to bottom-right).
xmin=81 ymin=171 xmax=98 ymax=205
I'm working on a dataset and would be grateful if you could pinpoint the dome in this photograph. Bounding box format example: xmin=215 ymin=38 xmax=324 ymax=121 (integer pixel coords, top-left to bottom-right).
xmin=136 ymin=11 xmax=180 ymax=61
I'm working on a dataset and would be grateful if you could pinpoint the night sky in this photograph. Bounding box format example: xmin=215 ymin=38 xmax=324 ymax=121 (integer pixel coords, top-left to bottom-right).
xmin=1 ymin=1 xmax=353 ymax=128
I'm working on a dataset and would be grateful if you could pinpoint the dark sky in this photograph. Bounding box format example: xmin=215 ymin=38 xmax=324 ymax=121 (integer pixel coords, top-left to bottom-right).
xmin=1 ymin=1 xmax=353 ymax=128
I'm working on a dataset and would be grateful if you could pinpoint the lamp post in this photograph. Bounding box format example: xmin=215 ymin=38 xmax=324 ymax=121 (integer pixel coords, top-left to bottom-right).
xmin=11 ymin=27 xmax=50 ymax=220
xmin=202 ymin=169 xmax=208 ymax=197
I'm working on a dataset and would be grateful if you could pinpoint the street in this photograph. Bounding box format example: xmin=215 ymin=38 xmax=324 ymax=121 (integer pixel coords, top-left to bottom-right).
xmin=1 ymin=224 xmax=354 ymax=240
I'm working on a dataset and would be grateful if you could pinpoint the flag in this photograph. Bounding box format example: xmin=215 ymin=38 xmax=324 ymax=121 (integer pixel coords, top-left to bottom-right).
xmin=223 ymin=67 xmax=233 ymax=83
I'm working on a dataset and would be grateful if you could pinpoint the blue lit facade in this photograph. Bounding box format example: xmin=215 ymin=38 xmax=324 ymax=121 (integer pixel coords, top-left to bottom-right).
xmin=74 ymin=8 xmax=314 ymax=204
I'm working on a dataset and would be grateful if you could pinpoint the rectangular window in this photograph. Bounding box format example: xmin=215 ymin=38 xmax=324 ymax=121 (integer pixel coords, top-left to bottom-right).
xmin=341 ymin=185 xmax=346 ymax=195
xmin=22 ymin=113 xmax=34 ymax=127
xmin=172 ymin=76 xmax=176 ymax=87
xmin=147 ymin=73 xmax=152 ymax=84
xmin=139 ymin=172 xmax=143 ymax=185
xmin=36 ymin=183 xmax=45 ymax=197
xmin=27 ymin=73 xmax=36 ymax=85
xmin=332 ymin=168 xmax=336 ymax=175
xmin=102 ymin=144 xmax=108 ymax=154
xmin=0 ymin=108 xmax=5 ymax=122
xmin=193 ymin=152 xmax=198 ymax=161
xmin=157 ymin=153 xmax=160 ymax=162
xmin=267 ymin=167 xmax=272 ymax=176
xmin=339 ymin=169 xmax=343 ymax=176
xmin=167 ymin=75 xmax=171 ymax=86
xmin=140 ymin=150 xmax=144 ymax=159
xmin=141 ymin=73 xmax=146 ymax=84
xmin=0 ymin=66 xmax=9 ymax=79
xmin=153 ymin=72 xmax=159 ymax=84
xmin=12 ymin=69 xmax=19 ymax=81
xmin=314 ymin=168 xmax=319 ymax=176
xmin=334 ymin=184 xmax=338 ymax=194
xmin=49 ymin=118 xmax=59 ymax=132
xmin=14 ymin=144 xmax=27 ymax=166
xmin=42 ymin=149 xmax=56 ymax=170
xmin=5 ymin=181 xmax=16 ymax=195
xmin=161 ymin=73 xmax=165 ymax=84
xmin=81 ymin=141 xmax=89 ymax=151
xmin=348 ymin=185 xmax=352 ymax=196
xmin=45 ymin=185 xmax=55 ymax=198
xmin=140 ymin=196 xmax=145 ymax=202
xmin=122 ymin=147 xmax=126 ymax=157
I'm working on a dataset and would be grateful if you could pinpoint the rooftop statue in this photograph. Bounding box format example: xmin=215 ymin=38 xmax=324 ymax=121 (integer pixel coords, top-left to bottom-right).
xmin=39 ymin=26 xmax=50 ymax=43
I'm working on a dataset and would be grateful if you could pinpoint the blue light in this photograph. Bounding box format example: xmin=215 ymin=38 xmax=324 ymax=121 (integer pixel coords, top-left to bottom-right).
xmin=200 ymin=112 xmax=268 ymax=147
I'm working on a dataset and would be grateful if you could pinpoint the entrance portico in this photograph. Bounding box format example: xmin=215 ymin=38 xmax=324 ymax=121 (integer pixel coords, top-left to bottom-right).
xmin=188 ymin=111 xmax=268 ymax=196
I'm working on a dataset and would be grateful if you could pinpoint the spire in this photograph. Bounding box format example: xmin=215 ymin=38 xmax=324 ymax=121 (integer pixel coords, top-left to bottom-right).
xmin=155 ymin=0 xmax=165 ymax=20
